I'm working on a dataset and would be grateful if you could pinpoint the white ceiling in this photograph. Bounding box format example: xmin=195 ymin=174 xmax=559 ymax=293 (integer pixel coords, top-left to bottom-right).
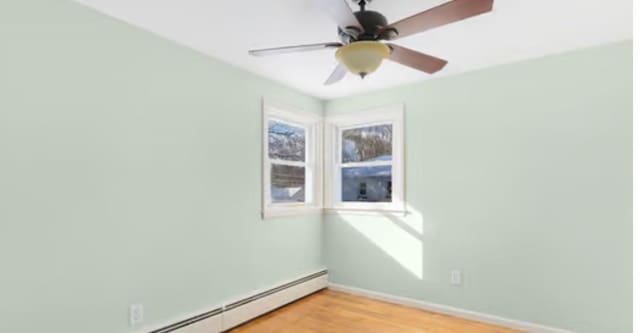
xmin=76 ymin=0 xmax=631 ymax=99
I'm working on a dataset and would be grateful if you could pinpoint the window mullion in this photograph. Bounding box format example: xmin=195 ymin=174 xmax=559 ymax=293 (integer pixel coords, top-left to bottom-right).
xmin=270 ymin=159 xmax=307 ymax=167
xmin=340 ymin=161 xmax=393 ymax=168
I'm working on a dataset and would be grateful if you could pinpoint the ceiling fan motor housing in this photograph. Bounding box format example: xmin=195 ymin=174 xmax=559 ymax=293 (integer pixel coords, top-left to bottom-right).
xmin=338 ymin=10 xmax=397 ymax=44
xmin=355 ymin=10 xmax=387 ymax=38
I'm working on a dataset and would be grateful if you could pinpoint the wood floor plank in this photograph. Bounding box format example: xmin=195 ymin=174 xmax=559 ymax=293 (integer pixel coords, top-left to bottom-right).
xmin=230 ymin=290 xmax=523 ymax=333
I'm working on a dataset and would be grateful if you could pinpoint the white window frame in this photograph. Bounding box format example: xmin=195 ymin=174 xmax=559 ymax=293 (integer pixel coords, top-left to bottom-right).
xmin=262 ymin=101 xmax=323 ymax=219
xmin=324 ymin=104 xmax=405 ymax=214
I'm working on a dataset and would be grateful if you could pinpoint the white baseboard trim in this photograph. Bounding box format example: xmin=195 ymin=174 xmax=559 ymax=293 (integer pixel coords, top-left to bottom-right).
xmin=134 ymin=269 xmax=328 ymax=333
xmin=328 ymin=283 xmax=574 ymax=333
xmin=221 ymin=271 xmax=328 ymax=330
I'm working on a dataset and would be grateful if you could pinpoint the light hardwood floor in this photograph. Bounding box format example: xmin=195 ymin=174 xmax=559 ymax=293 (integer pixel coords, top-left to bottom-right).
xmin=231 ymin=289 xmax=522 ymax=333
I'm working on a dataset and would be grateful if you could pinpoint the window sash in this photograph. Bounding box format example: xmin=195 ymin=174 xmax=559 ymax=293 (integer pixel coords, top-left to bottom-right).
xmin=268 ymin=162 xmax=307 ymax=205
xmin=326 ymin=105 xmax=405 ymax=213
xmin=262 ymin=101 xmax=322 ymax=218
xmin=337 ymin=122 xmax=394 ymax=205
xmin=338 ymin=123 xmax=393 ymax=163
xmin=267 ymin=119 xmax=311 ymax=206
xmin=268 ymin=117 xmax=308 ymax=164
xmin=268 ymin=162 xmax=314 ymax=206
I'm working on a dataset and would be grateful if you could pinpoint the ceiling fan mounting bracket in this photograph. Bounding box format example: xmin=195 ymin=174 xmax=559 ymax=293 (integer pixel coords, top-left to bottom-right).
xmin=353 ymin=0 xmax=372 ymax=11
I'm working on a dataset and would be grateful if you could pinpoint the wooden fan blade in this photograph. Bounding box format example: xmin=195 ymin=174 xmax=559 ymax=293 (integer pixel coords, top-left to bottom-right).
xmin=325 ymin=64 xmax=348 ymax=85
xmin=249 ymin=42 xmax=342 ymax=56
xmin=382 ymin=0 xmax=493 ymax=39
xmin=313 ymin=0 xmax=363 ymax=31
xmin=387 ymin=44 xmax=448 ymax=74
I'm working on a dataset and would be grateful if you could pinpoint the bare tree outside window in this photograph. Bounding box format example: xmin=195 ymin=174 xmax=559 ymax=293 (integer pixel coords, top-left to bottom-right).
xmin=268 ymin=120 xmax=307 ymax=203
xmin=341 ymin=125 xmax=393 ymax=202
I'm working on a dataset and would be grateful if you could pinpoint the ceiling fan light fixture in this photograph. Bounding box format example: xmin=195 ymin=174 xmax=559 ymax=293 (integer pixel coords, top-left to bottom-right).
xmin=335 ymin=41 xmax=390 ymax=78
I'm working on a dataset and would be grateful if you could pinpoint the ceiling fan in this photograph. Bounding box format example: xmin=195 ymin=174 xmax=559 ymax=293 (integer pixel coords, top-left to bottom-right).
xmin=249 ymin=0 xmax=494 ymax=85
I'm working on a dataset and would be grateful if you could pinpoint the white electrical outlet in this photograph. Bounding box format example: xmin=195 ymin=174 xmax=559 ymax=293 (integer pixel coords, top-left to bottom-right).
xmin=450 ymin=270 xmax=463 ymax=286
xmin=129 ymin=304 xmax=144 ymax=327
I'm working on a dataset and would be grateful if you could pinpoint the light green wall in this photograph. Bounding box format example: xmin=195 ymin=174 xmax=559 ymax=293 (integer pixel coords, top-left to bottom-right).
xmin=0 ymin=1 xmax=324 ymax=333
xmin=324 ymin=41 xmax=632 ymax=333
xmin=0 ymin=1 xmax=631 ymax=333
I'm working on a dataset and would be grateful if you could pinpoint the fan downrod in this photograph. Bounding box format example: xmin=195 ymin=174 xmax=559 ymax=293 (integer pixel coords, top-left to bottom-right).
xmin=355 ymin=0 xmax=371 ymax=11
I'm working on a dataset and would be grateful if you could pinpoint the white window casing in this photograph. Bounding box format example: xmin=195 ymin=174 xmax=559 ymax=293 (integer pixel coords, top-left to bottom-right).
xmin=324 ymin=104 xmax=405 ymax=214
xmin=262 ymin=100 xmax=323 ymax=219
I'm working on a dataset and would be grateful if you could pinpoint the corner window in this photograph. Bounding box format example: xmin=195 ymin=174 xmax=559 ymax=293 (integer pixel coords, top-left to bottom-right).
xmin=325 ymin=105 xmax=405 ymax=213
xmin=263 ymin=103 xmax=322 ymax=218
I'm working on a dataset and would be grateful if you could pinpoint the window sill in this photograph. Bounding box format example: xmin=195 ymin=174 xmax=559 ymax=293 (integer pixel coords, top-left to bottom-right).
xmin=262 ymin=207 xmax=324 ymax=220
xmin=262 ymin=207 xmax=410 ymax=219
xmin=323 ymin=208 xmax=408 ymax=217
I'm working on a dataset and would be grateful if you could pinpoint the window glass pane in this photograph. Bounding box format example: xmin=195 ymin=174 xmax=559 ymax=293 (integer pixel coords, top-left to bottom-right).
xmin=342 ymin=124 xmax=392 ymax=163
xmin=269 ymin=120 xmax=306 ymax=162
xmin=271 ymin=164 xmax=305 ymax=203
xmin=342 ymin=166 xmax=391 ymax=202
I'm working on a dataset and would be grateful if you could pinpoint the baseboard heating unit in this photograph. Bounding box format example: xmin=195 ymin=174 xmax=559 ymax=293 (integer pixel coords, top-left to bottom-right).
xmin=144 ymin=269 xmax=328 ymax=333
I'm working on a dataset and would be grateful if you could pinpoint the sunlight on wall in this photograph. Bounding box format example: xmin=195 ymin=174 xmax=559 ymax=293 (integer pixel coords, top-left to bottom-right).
xmin=389 ymin=205 xmax=424 ymax=236
xmin=338 ymin=205 xmax=424 ymax=279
